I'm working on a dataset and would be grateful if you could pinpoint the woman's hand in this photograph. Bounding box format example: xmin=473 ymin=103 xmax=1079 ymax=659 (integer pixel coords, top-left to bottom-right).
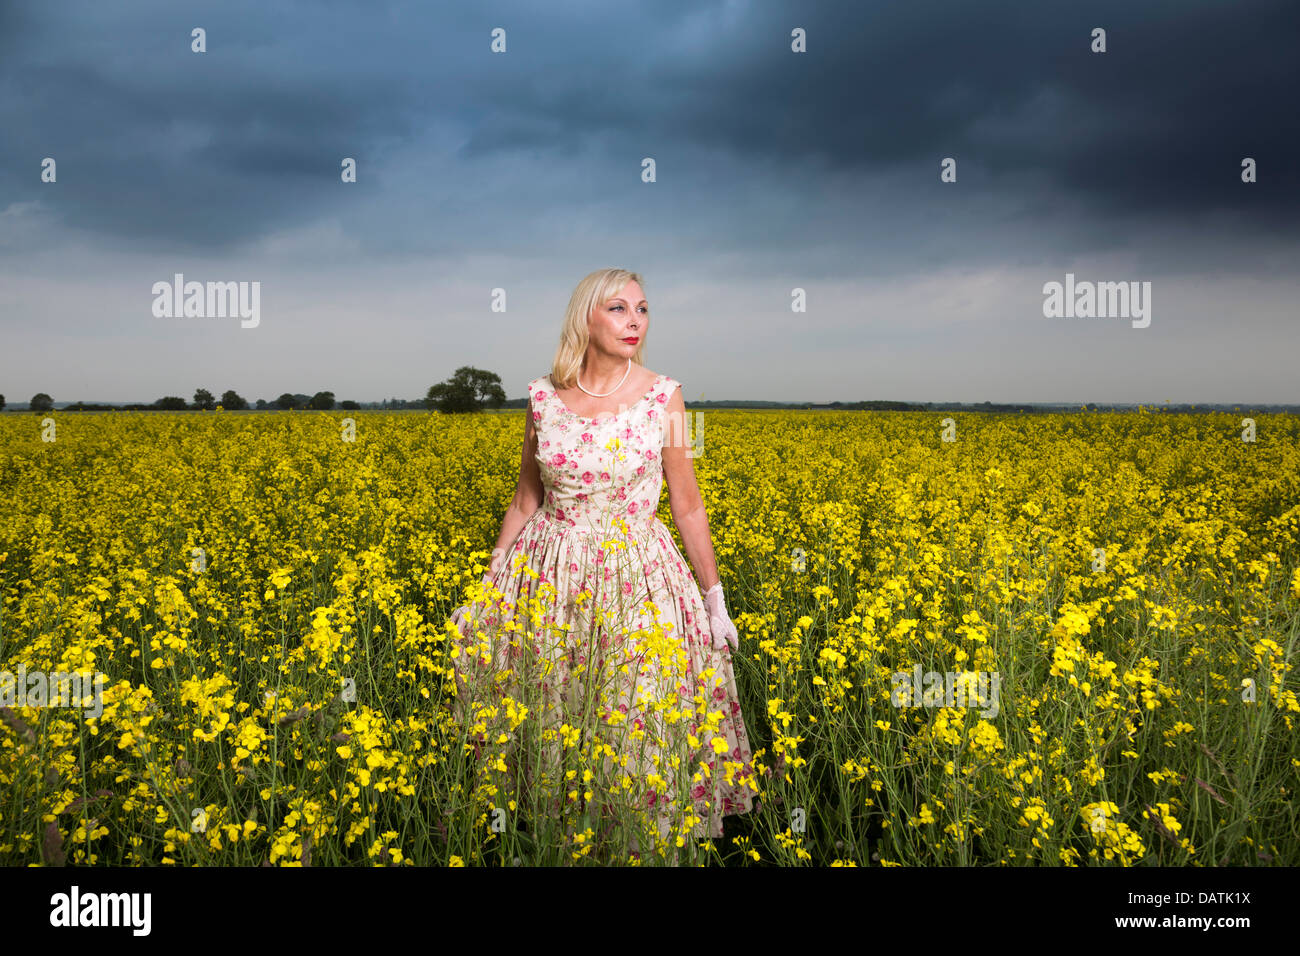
xmin=449 ymin=602 xmax=475 ymax=643
xmin=451 ymin=553 xmax=504 ymax=643
xmin=703 ymin=582 xmax=739 ymax=652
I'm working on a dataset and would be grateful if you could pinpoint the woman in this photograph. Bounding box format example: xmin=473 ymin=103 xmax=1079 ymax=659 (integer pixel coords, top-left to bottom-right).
xmin=449 ymin=267 xmax=758 ymax=850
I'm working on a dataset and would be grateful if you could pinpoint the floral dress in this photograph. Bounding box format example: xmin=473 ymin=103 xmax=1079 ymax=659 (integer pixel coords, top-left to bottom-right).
xmin=450 ymin=371 xmax=759 ymax=842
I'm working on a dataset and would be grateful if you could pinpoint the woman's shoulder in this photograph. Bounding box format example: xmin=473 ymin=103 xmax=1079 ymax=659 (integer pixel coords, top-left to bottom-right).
xmin=527 ymin=374 xmax=555 ymax=400
xmin=646 ymin=372 xmax=681 ymax=414
xmin=650 ymin=371 xmax=681 ymax=398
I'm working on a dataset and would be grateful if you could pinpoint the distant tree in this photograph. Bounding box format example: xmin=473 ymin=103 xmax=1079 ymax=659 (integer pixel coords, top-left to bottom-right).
xmin=340 ymin=400 xmax=360 ymax=410
xmin=426 ymin=367 xmax=506 ymax=413
xmin=308 ymin=391 xmax=335 ymax=410
xmin=255 ymin=398 xmax=269 ymax=410
xmin=155 ymin=396 xmax=188 ymax=410
xmin=30 ymin=393 xmax=53 ymax=412
xmin=221 ymin=390 xmax=249 ymax=410
xmin=275 ymin=393 xmax=300 ymax=410
xmin=0 ymin=394 xmax=5 ymax=411
xmin=193 ymin=388 xmax=216 ymax=410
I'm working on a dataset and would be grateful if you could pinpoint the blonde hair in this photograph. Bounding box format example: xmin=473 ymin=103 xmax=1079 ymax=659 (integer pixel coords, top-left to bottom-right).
xmin=549 ymin=268 xmax=648 ymax=389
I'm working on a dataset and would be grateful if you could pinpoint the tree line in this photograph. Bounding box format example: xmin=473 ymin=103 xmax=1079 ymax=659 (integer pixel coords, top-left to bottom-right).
xmin=1 ymin=367 xmax=510 ymax=414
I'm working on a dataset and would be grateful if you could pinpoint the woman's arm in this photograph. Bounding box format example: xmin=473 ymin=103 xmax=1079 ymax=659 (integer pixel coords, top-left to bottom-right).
xmin=660 ymin=387 xmax=721 ymax=591
xmin=487 ymin=397 xmax=545 ymax=575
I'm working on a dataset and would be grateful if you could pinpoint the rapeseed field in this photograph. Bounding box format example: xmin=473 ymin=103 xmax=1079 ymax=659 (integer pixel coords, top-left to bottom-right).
xmin=1 ymin=408 xmax=1296 ymax=865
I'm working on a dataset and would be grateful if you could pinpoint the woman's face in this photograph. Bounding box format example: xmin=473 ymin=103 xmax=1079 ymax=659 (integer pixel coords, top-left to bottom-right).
xmin=587 ymin=280 xmax=646 ymax=362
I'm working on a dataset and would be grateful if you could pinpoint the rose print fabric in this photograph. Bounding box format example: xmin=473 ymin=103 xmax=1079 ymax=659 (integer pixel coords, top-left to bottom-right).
xmin=450 ymin=371 xmax=759 ymax=841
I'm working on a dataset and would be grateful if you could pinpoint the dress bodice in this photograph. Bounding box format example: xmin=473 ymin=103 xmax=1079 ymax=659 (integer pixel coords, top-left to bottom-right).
xmin=526 ymin=372 xmax=681 ymax=536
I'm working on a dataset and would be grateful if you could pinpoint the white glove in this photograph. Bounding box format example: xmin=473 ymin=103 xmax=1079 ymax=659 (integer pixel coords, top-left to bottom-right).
xmin=449 ymin=599 xmax=479 ymax=644
xmin=703 ymin=582 xmax=739 ymax=652
xmin=451 ymin=548 xmax=505 ymax=642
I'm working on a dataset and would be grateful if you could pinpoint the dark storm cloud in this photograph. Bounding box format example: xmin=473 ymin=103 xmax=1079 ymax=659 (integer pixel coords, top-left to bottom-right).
xmin=624 ymin=0 xmax=1299 ymax=225
xmin=1 ymin=0 xmax=1295 ymax=254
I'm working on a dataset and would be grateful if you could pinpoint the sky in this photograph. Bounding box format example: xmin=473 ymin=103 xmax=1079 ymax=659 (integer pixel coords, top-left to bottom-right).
xmin=1 ymin=0 xmax=1297 ymax=406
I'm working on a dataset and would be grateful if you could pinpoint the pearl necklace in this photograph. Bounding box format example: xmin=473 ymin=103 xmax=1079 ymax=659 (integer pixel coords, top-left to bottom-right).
xmin=576 ymin=358 xmax=632 ymax=397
